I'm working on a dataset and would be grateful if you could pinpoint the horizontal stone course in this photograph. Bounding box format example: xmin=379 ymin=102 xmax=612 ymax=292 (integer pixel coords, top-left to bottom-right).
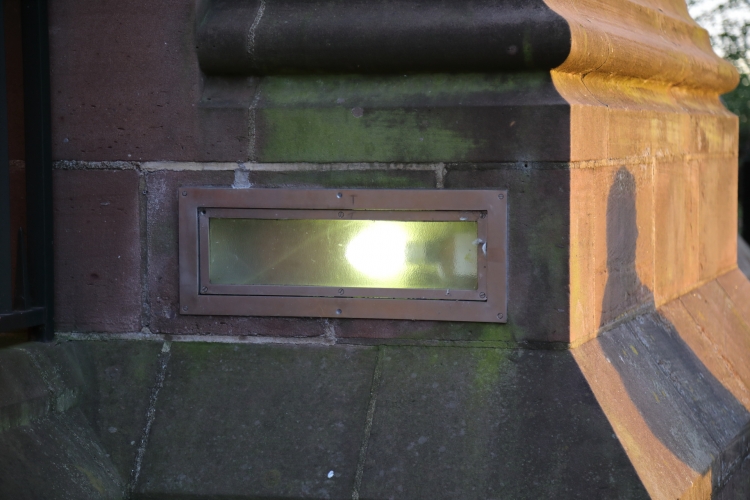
xmin=50 ymin=157 xmax=740 ymax=344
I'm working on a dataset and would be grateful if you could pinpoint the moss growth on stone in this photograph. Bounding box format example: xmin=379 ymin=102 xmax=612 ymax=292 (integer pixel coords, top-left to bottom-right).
xmin=249 ymin=168 xmax=435 ymax=189
xmin=257 ymin=107 xmax=478 ymax=162
xmin=258 ymin=73 xmax=549 ymax=107
xmin=253 ymin=72 xmax=555 ymax=162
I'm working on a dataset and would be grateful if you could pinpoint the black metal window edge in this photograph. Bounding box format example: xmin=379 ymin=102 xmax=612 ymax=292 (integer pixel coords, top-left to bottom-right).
xmin=0 ymin=0 xmax=54 ymax=340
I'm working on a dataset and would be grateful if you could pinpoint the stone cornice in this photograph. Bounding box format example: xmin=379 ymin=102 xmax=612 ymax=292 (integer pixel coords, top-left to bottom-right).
xmin=545 ymin=0 xmax=738 ymax=96
xmin=197 ymin=0 xmax=571 ymax=75
xmin=197 ymin=0 xmax=737 ymax=99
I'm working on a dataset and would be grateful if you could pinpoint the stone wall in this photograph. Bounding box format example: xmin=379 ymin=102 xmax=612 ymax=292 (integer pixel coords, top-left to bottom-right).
xmin=42 ymin=1 xmax=750 ymax=497
xmin=50 ymin=0 xmax=739 ymax=347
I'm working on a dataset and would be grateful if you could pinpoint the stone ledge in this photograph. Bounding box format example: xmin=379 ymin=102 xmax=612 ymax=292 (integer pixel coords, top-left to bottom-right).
xmin=7 ymin=295 xmax=750 ymax=499
xmin=197 ymin=0 xmax=570 ymax=75
xmin=547 ymin=0 xmax=736 ymax=93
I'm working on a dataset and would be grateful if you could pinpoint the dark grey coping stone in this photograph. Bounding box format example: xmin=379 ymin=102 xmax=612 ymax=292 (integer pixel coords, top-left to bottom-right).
xmin=134 ymin=343 xmax=379 ymax=499
xmin=359 ymin=346 xmax=648 ymax=499
xmin=3 ymin=313 xmax=750 ymax=498
xmin=67 ymin=340 xmax=164 ymax=481
xmin=0 ymin=409 xmax=124 ymax=499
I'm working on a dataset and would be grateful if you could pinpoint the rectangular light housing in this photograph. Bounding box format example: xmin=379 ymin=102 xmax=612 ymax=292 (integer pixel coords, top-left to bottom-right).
xmin=179 ymin=189 xmax=507 ymax=322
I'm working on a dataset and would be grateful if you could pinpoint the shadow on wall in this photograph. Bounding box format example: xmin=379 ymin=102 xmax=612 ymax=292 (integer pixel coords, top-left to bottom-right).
xmin=597 ymin=168 xmax=749 ymax=487
xmin=600 ymin=168 xmax=653 ymax=323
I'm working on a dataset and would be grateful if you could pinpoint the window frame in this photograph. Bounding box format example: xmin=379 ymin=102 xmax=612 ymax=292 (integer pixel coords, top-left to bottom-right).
xmin=179 ymin=188 xmax=507 ymax=323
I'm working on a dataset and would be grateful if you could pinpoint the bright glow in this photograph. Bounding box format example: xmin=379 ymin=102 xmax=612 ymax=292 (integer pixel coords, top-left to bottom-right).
xmin=345 ymin=222 xmax=408 ymax=280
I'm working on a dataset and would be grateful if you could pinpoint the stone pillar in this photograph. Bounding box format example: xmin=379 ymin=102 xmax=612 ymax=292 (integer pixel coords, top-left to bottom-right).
xmin=546 ymin=0 xmax=739 ymax=345
xmin=48 ymin=0 xmax=750 ymax=497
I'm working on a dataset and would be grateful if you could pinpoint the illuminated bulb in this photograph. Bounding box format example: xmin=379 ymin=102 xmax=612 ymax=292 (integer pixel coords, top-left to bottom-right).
xmin=345 ymin=222 xmax=408 ymax=280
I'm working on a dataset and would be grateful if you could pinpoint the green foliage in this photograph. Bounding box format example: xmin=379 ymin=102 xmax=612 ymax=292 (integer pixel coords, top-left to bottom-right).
xmin=724 ymin=75 xmax=750 ymax=153
xmin=689 ymin=0 xmax=750 ymax=68
xmin=688 ymin=0 xmax=750 ymax=144
xmin=688 ymin=0 xmax=750 ymax=235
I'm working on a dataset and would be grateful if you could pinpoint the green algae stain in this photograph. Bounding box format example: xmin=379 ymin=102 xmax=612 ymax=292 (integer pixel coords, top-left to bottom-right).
xmin=457 ymin=349 xmax=512 ymax=479
xmin=75 ymin=466 xmax=106 ymax=495
xmin=375 ymin=321 xmax=519 ymax=343
xmin=258 ymin=73 xmax=549 ymax=107
xmin=131 ymin=347 xmax=159 ymax=383
xmin=524 ymin=189 xmax=568 ymax=298
xmin=254 ymin=169 xmax=433 ymax=189
xmin=474 ymin=322 xmax=523 ymax=342
xmin=175 ymin=343 xmax=215 ymax=380
xmin=253 ymin=72 xmax=553 ymax=162
xmin=472 ymin=349 xmax=508 ymax=396
xmin=258 ymin=107 xmax=477 ymax=162
xmin=0 ymin=400 xmax=45 ymax=432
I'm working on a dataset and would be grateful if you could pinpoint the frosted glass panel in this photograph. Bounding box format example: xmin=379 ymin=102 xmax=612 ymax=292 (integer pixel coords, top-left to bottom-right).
xmin=209 ymin=218 xmax=478 ymax=289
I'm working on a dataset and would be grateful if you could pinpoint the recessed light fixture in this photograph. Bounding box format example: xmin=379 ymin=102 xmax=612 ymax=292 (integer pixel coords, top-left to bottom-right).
xmin=179 ymin=188 xmax=507 ymax=322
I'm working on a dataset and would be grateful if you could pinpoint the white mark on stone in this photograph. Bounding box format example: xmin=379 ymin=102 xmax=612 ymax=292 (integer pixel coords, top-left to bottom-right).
xmin=352 ymin=349 xmax=384 ymax=500
xmin=248 ymin=88 xmax=263 ymax=162
xmin=233 ymin=169 xmax=252 ymax=189
xmin=322 ymin=319 xmax=337 ymax=345
xmin=327 ymin=470 xmax=334 ymax=478
xmin=108 ymin=427 xmax=117 ymax=434
xmin=247 ymin=0 xmax=266 ymax=60
xmin=129 ymin=342 xmax=172 ymax=492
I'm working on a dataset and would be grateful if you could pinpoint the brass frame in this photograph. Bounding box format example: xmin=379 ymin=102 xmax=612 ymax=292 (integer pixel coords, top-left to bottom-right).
xmin=179 ymin=188 xmax=507 ymax=323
